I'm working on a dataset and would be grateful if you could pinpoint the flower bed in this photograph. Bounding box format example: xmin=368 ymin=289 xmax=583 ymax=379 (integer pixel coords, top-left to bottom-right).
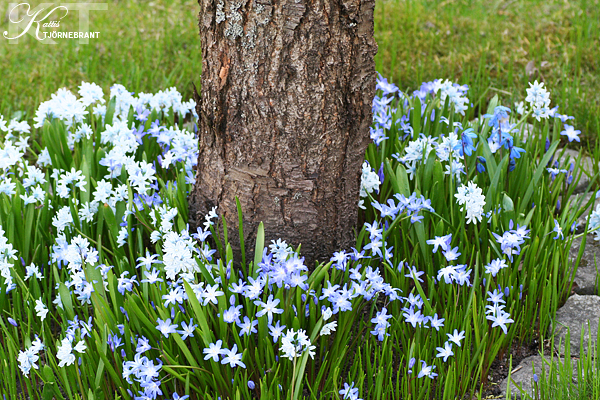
xmin=0 ymin=75 xmax=596 ymax=399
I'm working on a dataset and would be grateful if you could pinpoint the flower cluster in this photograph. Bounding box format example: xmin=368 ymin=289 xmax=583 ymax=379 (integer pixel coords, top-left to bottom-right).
xmin=17 ymin=336 xmax=44 ymax=376
xmin=525 ymin=80 xmax=551 ymax=121
xmin=485 ymin=288 xmax=515 ymax=334
xmin=203 ymin=341 xmax=246 ymax=368
xmin=280 ymin=329 xmax=316 ymax=360
xmin=492 ymin=222 xmax=530 ymax=261
xmin=454 ymin=181 xmax=486 ymax=224
xmin=0 ymin=226 xmax=17 ymax=290
xmin=358 ymin=160 xmax=381 ymax=209
xmin=412 ymin=79 xmax=470 ymax=115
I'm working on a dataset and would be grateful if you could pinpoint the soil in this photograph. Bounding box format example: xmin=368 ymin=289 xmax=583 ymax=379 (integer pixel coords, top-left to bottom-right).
xmin=478 ymin=334 xmax=555 ymax=399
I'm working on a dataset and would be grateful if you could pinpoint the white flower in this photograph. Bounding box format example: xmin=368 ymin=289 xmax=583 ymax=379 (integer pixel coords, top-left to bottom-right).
xmin=116 ymin=226 xmax=129 ymax=247
xmin=33 ymin=88 xmax=88 ymax=129
xmin=0 ymin=179 xmax=16 ymax=196
xmin=588 ymin=204 xmax=600 ymax=241
xmin=24 ymin=264 xmax=44 ymax=281
xmin=74 ymin=340 xmax=87 ymax=353
xmin=280 ymin=329 xmax=316 ymax=360
xmin=34 ymin=298 xmax=48 ymax=321
xmin=0 ymin=142 xmax=24 ymax=170
xmin=436 ymin=131 xmax=462 ymax=161
xmin=78 ymin=82 xmax=105 ymax=107
xmin=18 ymin=337 xmax=44 ymax=377
xmin=79 ymin=202 xmax=98 ymax=223
xmin=162 ymin=231 xmax=199 ymax=280
xmin=319 ymin=321 xmax=337 ymax=336
xmin=37 ymin=148 xmax=52 ymax=167
xmin=52 ymin=206 xmax=74 ymax=233
xmin=399 ymin=135 xmax=438 ymax=179
xmin=7 ymin=119 xmax=30 ymax=135
xmin=56 ymin=337 xmax=75 ymax=367
xmin=359 ymin=161 xmax=381 ymax=198
xmin=525 ymin=80 xmax=551 ymax=120
xmin=455 ymin=181 xmax=486 ymax=224
xmin=150 ymin=230 xmax=162 ymax=243
xmin=53 ymin=293 xmax=64 ymax=309
xmin=434 ymin=79 xmax=470 ymax=115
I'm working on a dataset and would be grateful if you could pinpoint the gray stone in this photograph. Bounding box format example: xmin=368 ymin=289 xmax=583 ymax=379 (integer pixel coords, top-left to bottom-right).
xmin=550 ymin=294 xmax=600 ymax=357
xmin=521 ymin=123 xmax=597 ymax=194
xmin=498 ymin=355 xmax=578 ymax=400
xmin=557 ymin=148 xmax=598 ymax=194
xmin=570 ymin=192 xmax=598 ymax=233
xmin=568 ymin=234 xmax=600 ymax=295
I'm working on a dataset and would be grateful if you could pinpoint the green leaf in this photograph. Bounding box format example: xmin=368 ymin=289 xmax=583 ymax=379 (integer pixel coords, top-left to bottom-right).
xmin=421 ymin=151 xmax=436 ymax=193
xmin=43 ymin=364 xmax=55 ymax=383
xmin=182 ymin=280 xmax=214 ymax=346
xmin=58 ymin=282 xmax=75 ymax=320
xmin=485 ymin=155 xmax=507 ymax=212
xmin=384 ymin=159 xmax=399 ymax=194
xmin=411 ymin=98 xmax=422 ymax=135
xmin=519 ymin=140 xmax=559 ymax=214
xmin=395 ymin=164 xmax=411 ymax=197
xmin=236 ymin=197 xmax=247 ymax=270
xmin=253 ymin=222 xmax=265 ymax=274
xmin=502 ymin=193 xmax=514 ymax=212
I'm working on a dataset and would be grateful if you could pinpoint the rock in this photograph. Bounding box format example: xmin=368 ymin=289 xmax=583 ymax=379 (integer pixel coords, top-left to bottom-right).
xmin=550 ymin=294 xmax=600 ymax=357
xmin=557 ymin=148 xmax=598 ymax=194
xmin=568 ymin=234 xmax=600 ymax=295
xmin=569 ymin=192 xmax=597 ymax=233
xmin=564 ymin=191 xmax=598 ymax=295
xmin=521 ymin=124 xmax=597 ymax=195
xmin=498 ymin=355 xmax=578 ymax=400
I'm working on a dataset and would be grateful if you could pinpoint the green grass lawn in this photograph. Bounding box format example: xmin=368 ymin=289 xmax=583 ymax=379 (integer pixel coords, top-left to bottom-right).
xmin=1 ymin=0 xmax=598 ymax=147
xmin=374 ymin=0 xmax=600 ymax=149
xmin=0 ymin=0 xmax=202 ymax=120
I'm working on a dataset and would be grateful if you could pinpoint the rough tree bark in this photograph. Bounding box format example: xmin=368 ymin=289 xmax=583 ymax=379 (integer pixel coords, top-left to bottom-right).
xmin=189 ymin=0 xmax=377 ymax=267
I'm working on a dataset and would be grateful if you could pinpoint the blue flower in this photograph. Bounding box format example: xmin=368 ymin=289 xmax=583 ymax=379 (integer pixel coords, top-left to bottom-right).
xmin=476 ymin=156 xmax=486 ymax=173
xmin=221 ymin=344 xmax=246 ymax=368
xmin=483 ymin=105 xmax=511 ymax=128
xmin=268 ymin=320 xmax=286 ymax=343
xmin=177 ymin=319 xmax=198 ymax=340
xmin=203 ymin=340 xmax=224 ymax=362
xmin=486 ymin=310 xmax=514 ymax=334
xmin=509 ymin=146 xmax=526 ymax=160
xmin=236 ymin=316 xmax=258 ymax=337
xmin=460 ymin=128 xmax=478 ymax=156
xmin=436 ymin=341 xmax=454 ymax=362
xmin=339 ymin=381 xmax=362 ymax=400
xmin=552 ymin=219 xmax=564 ymax=240
xmin=376 ymin=72 xmax=399 ymax=96
xmin=446 ymin=329 xmax=466 ymax=347
xmin=418 ymin=360 xmax=437 ymax=379
xmin=254 ymin=294 xmax=283 ymax=325
xmin=156 ymin=318 xmax=178 ymax=338
xmin=560 ymin=124 xmax=581 ymax=142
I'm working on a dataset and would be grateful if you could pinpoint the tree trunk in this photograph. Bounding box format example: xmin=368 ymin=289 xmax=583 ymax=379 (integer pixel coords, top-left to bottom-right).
xmin=189 ymin=0 xmax=377 ymax=267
